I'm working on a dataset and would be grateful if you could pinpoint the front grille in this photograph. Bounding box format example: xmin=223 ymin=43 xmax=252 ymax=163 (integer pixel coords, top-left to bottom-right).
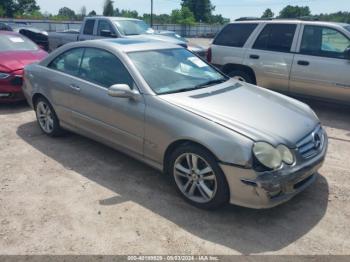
xmin=296 ymin=125 xmax=325 ymax=159
xmin=10 ymin=76 xmax=23 ymax=86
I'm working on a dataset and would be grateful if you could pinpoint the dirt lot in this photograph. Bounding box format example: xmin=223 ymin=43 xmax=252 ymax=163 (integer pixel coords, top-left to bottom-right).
xmin=0 ymin=97 xmax=349 ymax=255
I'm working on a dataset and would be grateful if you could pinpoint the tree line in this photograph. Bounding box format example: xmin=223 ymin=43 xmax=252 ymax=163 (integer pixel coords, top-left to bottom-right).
xmin=1 ymin=0 xmax=350 ymax=25
xmin=261 ymin=5 xmax=350 ymax=23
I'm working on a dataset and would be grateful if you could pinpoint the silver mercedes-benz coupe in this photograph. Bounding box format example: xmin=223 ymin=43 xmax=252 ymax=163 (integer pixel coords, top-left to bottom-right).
xmin=22 ymin=38 xmax=328 ymax=209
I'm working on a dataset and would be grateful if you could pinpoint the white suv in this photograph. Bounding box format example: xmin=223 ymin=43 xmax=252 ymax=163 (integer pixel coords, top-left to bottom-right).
xmin=208 ymin=20 xmax=350 ymax=104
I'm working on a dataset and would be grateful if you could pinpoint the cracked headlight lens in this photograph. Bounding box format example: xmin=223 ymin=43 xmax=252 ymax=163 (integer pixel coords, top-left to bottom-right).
xmin=253 ymin=142 xmax=282 ymax=169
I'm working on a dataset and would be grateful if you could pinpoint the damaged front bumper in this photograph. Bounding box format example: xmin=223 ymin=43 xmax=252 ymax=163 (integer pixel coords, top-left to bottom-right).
xmin=220 ymin=132 xmax=328 ymax=209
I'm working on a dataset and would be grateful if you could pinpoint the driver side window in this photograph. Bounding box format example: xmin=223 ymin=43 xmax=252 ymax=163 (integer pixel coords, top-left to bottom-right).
xmin=79 ymin=48 xmax=134 ymax=88
xmin=300 ymin=25 xmax=350 ymax=59
xmin=48 ymin=48 xmax=84 ymax=77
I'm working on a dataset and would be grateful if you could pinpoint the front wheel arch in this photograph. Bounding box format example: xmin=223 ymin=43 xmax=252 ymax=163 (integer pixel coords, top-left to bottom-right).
xmin=222 ymin=63 xmax=257 ymax=85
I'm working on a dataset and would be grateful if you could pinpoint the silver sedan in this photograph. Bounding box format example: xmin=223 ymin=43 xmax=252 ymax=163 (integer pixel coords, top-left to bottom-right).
xmin=22 ymin=39 xmax=328 ymax=209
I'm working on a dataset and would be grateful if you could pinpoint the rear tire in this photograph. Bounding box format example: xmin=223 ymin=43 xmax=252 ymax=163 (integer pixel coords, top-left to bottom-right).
xmin=169 ymin=144 xmax=230 ymax=209
xmin=228 ymin=70 xmax=254 ymax=84
xmin=35 ymin=97 xmax=64 ymax=137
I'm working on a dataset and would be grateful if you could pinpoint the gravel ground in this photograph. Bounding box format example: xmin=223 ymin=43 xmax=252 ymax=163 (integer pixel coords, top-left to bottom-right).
xmin=0 ymin=98 xmax=349 ymax=255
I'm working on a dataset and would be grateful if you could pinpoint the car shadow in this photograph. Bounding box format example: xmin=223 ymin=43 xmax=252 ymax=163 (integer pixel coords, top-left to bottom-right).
xmin=16 ymin=121 xmax=329 ymax=254
xmin=0 ymin=100 xmax=30 ymax=115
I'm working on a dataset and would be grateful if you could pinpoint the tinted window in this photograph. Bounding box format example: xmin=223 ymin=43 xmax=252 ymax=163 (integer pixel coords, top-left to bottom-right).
xmin=79 ymin=48 xmax=133 ymax=88
xmin=214 ymin=23 xmax=257 ymax=47
xmin=253 ymin=24 xmax=296 ymax=52
xmin=300 ymin=25 xmax=350 ymax=59
xmin=97 ymin=20 xmax=114 ymax=36
xmin=83 ymin=19 xmax=95 ymax=35
xmin=0 ymin=34 xmax=38 ymax=51
xmin=48 ymin=48 xmax=84 ymax=76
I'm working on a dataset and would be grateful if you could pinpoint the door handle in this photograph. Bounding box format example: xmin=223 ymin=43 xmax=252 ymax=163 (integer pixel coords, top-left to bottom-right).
xmin=249 ymin=54 xmax=260 ymax=59
xmin=297 ymin=60 xmax=310 ymax=66
xmin=69 ymin=84 xmax=80 ymax=91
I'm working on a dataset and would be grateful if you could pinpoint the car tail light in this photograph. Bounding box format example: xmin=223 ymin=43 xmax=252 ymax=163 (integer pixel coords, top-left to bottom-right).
xmin=206 ymin=47 xmax=212 ymax=63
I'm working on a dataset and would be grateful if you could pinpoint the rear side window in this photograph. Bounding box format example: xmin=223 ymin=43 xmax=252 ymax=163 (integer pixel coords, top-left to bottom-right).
xmin=48 ymin=48 xmax=84 ymax=76
xmin=300 ymin=25 xmax=350 ymax=59
xmin=253 ymin=24 xmax=296 ymax=52
xmin=214 ymin=23 xmax=257 ymax=47
xmin=83 ymin=19 xmax=95 ymax=35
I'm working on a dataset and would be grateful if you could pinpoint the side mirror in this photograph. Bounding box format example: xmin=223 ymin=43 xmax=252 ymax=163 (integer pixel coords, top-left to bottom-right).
xmin=344 ymin=48 xmax=350 ymax=60
xmin=108 ymin=84 xmax=137 ymax=99
xmin=100 ymin=29 xmax=116 ymax=38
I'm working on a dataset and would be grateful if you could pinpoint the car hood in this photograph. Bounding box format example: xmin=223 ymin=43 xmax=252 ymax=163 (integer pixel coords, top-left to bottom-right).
xmin=159 ymin=80 xmax=319 ymax=147
xmin=127 ymin=34 xmax=187 ymax=47
xmin=0 ymin=50 xmax=47 ymax=72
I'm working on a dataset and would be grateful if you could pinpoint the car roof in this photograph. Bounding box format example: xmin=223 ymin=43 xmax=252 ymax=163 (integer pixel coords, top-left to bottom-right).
xmin=65 ymin=37 xmax=182 ymax=53
xmin=231 ymin=19 xmax=349 ymax=27
xmin=86 ymin=16 xmax=141 ymax=21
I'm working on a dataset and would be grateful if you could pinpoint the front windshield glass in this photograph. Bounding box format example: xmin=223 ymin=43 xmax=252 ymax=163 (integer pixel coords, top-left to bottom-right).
xmin=113 ymin=20 xmax=152 ymax=36
xmin=0 ymin=34 xmax=38 ymax=51
xmin=128 ymin=48 xmax=228 ymax=94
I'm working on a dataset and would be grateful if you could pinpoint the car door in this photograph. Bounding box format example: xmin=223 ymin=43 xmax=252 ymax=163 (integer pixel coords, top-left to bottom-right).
xmin=67 ymin=47 xmax=145 ymax=155
xmin=79 ymin=19 xmax=96 ymax=41
xmin=243 ymin=23 xmax=299 ymax=92
xmin=45 ymin=47 xmax=84 ymax=126
xmin=290 ymin=24 xmax=350 ymax=103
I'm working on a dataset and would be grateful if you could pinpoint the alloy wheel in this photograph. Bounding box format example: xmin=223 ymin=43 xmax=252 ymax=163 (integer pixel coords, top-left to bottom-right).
xmin=36 ymin=101 xmax=54 ymax=133
xmin=173 ymin=153 xmax=217 ymax=203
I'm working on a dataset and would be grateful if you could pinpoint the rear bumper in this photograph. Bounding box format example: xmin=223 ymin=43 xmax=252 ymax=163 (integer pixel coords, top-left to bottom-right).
xmin=220 ymin=133 xmax=328 ymax=209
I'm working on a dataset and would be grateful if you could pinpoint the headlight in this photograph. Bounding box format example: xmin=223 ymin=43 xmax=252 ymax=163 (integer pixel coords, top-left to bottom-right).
xmin=0 ymin=72 xmax=10 ymax=79
xmin=277 ymin=144 xmax=294 ymax=164
xmin=253 ymin=142 xmax=294 ymax=170
xmin=253 ymin=142 xmax=282 ymax=169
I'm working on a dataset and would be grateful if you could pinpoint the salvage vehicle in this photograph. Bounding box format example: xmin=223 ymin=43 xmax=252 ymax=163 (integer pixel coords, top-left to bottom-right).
xmin=0 ymin=31 xmax=47 ymax=102
xmin=22 ymin=39 xmax=327 ymax=209
xmin=48 ymin=16 xmax=206 ymax=58
xmin=208 ymin=19 xmax=350 ymax=104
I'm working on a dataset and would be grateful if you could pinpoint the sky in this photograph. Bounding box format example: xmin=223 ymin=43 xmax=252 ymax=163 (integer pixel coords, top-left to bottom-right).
xmin=36 ymin=0 xmax=349 ymax=21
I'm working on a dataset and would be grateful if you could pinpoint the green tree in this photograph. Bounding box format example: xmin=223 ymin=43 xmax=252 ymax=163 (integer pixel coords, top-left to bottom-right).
xmin=181 ymin=0 xmax=215 ymax=23
xmin=15 ymin=0 xmax=39 ymax=15
xmin=0 ymin=0 xmax=16 ymax=17
xmin=210 ymin=14 xmax=230 ymax=24
xmin=262 ymin=8 xmax=274 ymax=19
xmin=58 ymin=7 xmax=76 ymax=20
xmin=103 ymin=0 xmax=114 ymax=16
xmin=88 ymin=10 xmax=97 ymax=16
xmin=279 ymin=5 xmax=311 ymax=18
xmin=171 ymin=6 xmax=196 ymax=25
xmin=0 ymin=6 xmax=5 ymax=17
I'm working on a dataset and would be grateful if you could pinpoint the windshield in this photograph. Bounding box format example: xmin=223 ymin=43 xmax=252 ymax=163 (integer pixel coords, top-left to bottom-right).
xmin=113 ymin=20 xmax=153 ymax=36
xmin=128 ymin=48 xmax=228 ymax=95
xmin=0 ymin=34 xmax=38 ymax=52
xmin=344 ymin=25 xmax=350 ymax=33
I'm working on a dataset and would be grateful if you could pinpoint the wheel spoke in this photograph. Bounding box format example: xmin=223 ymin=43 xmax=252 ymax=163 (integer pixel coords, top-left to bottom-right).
xmin=198 ymin=181 xmax=213 ymax=198
xmin=188 ymin=181 xmax=197 ymax=196
xmin=197 ymin=184 xmax=209 ymax=200
xmin=191 ymin=155 xmax=198 ymax=170
xmin=175 ymin=163 xmax=190 ymax=176
xmin=202 ymin=174 xmax=216 ymax=180
xmin=186 ymin=154 xmax=192 ymax=169
xmin=183 ymin=179 xmax=192 ymax=192
xmin=198 ymin=166 xmax=212 ymax=176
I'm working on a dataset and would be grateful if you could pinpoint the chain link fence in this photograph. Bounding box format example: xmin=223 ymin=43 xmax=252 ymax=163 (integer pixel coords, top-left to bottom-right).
xmin=0 ymin=18 xmax=223 ymax=37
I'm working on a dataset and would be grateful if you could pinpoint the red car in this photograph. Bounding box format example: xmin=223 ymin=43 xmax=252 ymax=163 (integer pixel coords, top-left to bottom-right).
xmin=0 ymin=31 xmax=47 ymax=102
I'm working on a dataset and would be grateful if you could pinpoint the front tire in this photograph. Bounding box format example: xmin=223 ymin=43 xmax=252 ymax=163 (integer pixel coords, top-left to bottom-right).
xmin=35 ymin=97 xmax=64 ymax=137
xmin=169 ymin=145 xmax=229 ymax=209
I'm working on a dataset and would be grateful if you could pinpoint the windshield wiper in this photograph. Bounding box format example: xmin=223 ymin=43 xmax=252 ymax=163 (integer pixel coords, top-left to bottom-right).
xmin=194 ymin=78 xmax=227 ymax=89
xmin=159 ymin=78 xmax=228 ymax=95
